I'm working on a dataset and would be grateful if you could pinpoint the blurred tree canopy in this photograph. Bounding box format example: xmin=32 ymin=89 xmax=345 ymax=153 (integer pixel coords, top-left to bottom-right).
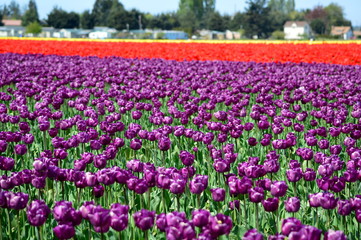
xmin=22 ymin=0 xmax=39 ymax=26
xmin=47 ymin=7 xmax=80 ymax=29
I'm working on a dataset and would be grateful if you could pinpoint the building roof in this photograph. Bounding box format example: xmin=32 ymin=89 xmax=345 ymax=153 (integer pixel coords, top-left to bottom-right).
xmin=2 ymin=19 xmax=22 ymax=26
xmin=331 ymin=26 xmax=352 ymax=35
xmin=284 ymin=21 xmax=308 ymax=28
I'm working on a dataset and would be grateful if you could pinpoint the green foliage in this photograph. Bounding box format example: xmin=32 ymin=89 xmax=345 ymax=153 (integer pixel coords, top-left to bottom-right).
xmin=2 ymin=0 xmax=22 ymax=19
xmin=177 ymin=2 xmax=198 ymax=34
xmin=310 ymin=18 xmax=326 ymax=35
xmin=0 ymin=12 xmax=3 ymax=26
xmin=147 ymin=13 xmax=180 ymax=30
xmin=22 ymin=0 xmax=39 ymax=26
xmin=205 ymin=11 xmax=225 ymax=31
xmin=271 ymin=30 xmax=285 ymax=39
xmin=243 ymin=0 xmax=272 ymax=39
xmin=47 ymin=7 xmax=80 ymax=29
xmin=80 ymin=10 xmax=95 ymax=29
xmin=305 ymin=4 xmax=351 ymax=35
xmin=107 ymin=0 xmax=125 ymax=28
xmin=92 ymin=0 xmax=113 ymax=26
xmin=25 ymin=21 xmax=42 ymax=34
xmin=177 ymin=0 xmax=217 ymax=33
xmin=227 ymin=12 xmax=245 ymax=31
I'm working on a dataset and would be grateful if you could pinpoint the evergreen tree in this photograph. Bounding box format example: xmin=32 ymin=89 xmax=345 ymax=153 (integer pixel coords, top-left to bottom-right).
xmin=243 ymin=0 xmax=272 ymax=38
xmin=92 ymin=0 xmax=113 ymax=26
xmin=177 ymin=0 xmax=198 ymax=34
xmin=107 ymin=0 xmax=126 ymax=29
xmin=227 ymin=12 xmax=245 ymax=31
xmin=80 ymin=10 xmax=95 ymax=29
xmin=205 ymin=11 xmax=224 ymax=31
xmin=0 ymin=12 xmax=3 ymax=26
xmin=47 ymin=7 xmax=80 ymax=29
xmin=7 ymin=1 xmax=22 ymax=19
xmin=22 ymin=0 xmax=39 ymax=26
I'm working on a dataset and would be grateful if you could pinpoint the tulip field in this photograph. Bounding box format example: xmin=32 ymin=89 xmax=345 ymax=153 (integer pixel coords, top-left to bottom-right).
xmin=0 ymin=38 xmax=361 ymax=240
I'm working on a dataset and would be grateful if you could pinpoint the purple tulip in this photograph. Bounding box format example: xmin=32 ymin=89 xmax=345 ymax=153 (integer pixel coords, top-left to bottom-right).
xmin=7 ymin=191 xmax=29 ymax=210
xmin=208 ymin=213 xmax=233 ymax=237
xmin=189 ymin=175 xmax=208 ymax=194
xmin=281 ymin=217 xmax=302 ymax=236
xmin=285 ymin=197 xmax=301 ymax=212
xmin=324 ymin=230 xmax=347 ymax=240
xmin=169 ymin=178 xmax=186 ymax=195
xmin=337 ymin=200 xmax=352 ymax=216
xmin=93 ymin=185 xmax=105 ymax=198
xmin=14 ymin=144 xmax=27 ymax=155
xmin=210 ymin=188 xmax=226 ymax=202
xmin=286 ymin=168 xmax=303 ymax=182
xmin=192 ymin=209 xmax=210 ymax=227
xmin=158 ymin=137 xmax=171 ymax=151
xmin=53 ymin=224 xmax=75 ymax=240
xmin=26 ymin=200 xmax=50 ymax=226
xmin=319 ymin=192 xmax=338 ymax=210
xmin=248 ymin=187 xmax=265 ymax=203
xmin=179 ymin=150 xmax=195 ymax=166
xmin=270 ymin=181 xmax=288 ymax=197
xmin=262 ymin=197 xmax=279 ymax=212
xmin=133 ymin=209 xmax=155 ymax=231
xmin=243 ymin=229 xmax=264 ymax=240
xmin=303 ymin=168 xmax=316 ymax=181
xmin=88 ymin=205 xmax=111 ymax=233
xmin=110 ymin=203 xmax=129 ymax=232
xmin=130 ymin=139 xmax=142 ymax=151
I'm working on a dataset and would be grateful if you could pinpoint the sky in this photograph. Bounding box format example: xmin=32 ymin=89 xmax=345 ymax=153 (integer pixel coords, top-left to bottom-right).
xmin=3 ymin=0 xmax=361 ymax=26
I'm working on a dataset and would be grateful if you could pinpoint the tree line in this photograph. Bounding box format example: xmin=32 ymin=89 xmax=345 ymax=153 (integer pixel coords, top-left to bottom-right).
xmin=0 ymin=0 xmax=352 ymax=38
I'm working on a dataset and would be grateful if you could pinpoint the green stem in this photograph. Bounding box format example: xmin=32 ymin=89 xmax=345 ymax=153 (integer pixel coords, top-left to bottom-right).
xmin=197 ymin=194 xmax=201 ymax=209
xmin=176 ymin=195 xmax=180 ymax=212
xmin=243 ymin=196 xmax=247 ymax=227
xmin=147 ymin=188 xmax=151 ymax=210
xmin=162 ymin=189 xmax=167 ymax=212
xmin=255 ymin=203 xmax=259 ymax=231
xmin=6 ymin=209 xmax=12 ymax=240
xmin=88 ymin=221 xmax=92 ymax=240
xmin=0 ymin=209 xmax=2 ymax=240
xmin=37 ymin=226 xmax=42 ymax=240
xmin=144 ymin=230 xmax=149 ymax=240
xmin=17 ymin=211 xmax=20 ymax=240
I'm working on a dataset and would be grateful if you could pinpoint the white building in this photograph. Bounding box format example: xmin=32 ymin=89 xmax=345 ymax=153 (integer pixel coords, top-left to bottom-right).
xmin=89 ymin=27 xmax=117 ymax=39
xmin=284 ymin=21 xmax=312 ymax=40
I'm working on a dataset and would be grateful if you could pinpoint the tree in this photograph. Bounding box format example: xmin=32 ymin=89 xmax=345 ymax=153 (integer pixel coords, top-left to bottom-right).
xmin=305 ymin=5 xmax=328 ymax=34
xmin=268 ymin=0 xmax=295 ymax=32
xmin=177 ymin=1 xmax=198 ymax=34
xmin=26 ymin=21 xmax=41 ymax=34
xmin=80 ymin=10 xmax=95 ymax=29
xmin=227 ymin=12 xmax=245 ymax=31
xmin=178 ymin=0 xmax=217 ymax=31
xmin=243 ymin=0 xmax=272 ymax=38
xmin=147 ymin=13 xmax=180 ymax=30
xmin=310 ymin=18 xmax=326 ymax=35
xmin=47 ymin=7 xmax=79 ymax=29
xmin=324 ymin=3 xmax=351 ymax=31
xmin=107 ymin=0 xmax=126 ymax=29
xmin=0 ymin=12 xmax=3 ymax=26
xmin=92 ymin=0 xmax=113 ymax=26
xmin=22 ymin=0 xmax=39 ymax=26
xmin=7 ymin=1 xmax=22 ymax=19
xmin=205 ymin=11 xmax=224 ymax=31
